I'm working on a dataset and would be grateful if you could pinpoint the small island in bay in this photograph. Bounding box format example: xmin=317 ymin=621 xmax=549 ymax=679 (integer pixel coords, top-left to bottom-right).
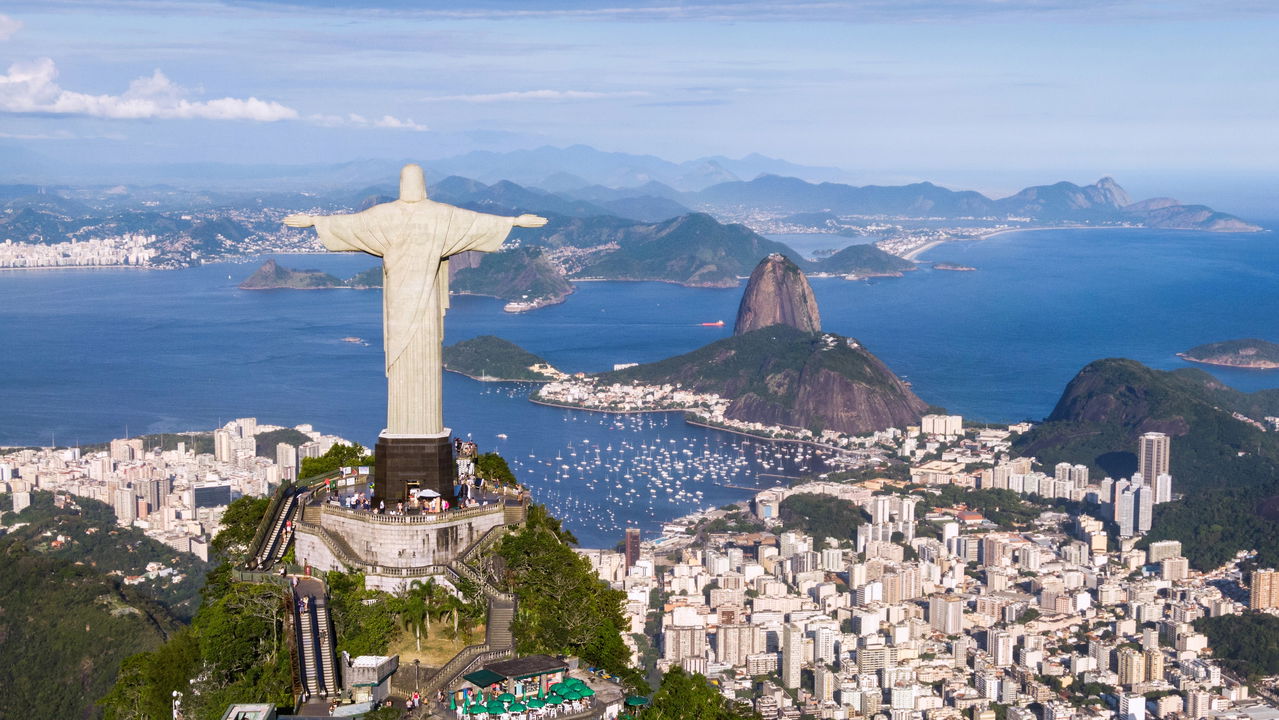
xmin=238 ymin=259 xmax=345 ymax=289
xmin=1178 ymin=338 xmax=1279 ymax=369
xmin=442 ymin=335 xmax=564 ymax=382
xmin=932 ymin=262 xmax=976 ymax=272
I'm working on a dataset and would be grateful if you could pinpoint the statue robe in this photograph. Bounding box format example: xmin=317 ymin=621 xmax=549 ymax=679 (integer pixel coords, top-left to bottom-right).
xmin=313 ymin=199 xmax=514 ymax=435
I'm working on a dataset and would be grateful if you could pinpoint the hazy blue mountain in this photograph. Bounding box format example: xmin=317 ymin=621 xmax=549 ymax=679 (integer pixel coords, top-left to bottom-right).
xmin=694 ymin=175 xmax=1260 ymax=230
xmin=598 ymin=195 xmax=692 ymax=222
xmin=573 ymin=213 xmax=809 ymax=287
xmin=426 ymin=144 xmax=853 ymax=191
xmin=430 ymin=175 xmax=615 ymax=218
xmin=566 ymin=181 xmax=685 ymax=203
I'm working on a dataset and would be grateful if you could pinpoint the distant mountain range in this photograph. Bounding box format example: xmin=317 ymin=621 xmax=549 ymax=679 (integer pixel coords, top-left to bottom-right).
xmin=682 ymin=175 xmax=1261 ymax=232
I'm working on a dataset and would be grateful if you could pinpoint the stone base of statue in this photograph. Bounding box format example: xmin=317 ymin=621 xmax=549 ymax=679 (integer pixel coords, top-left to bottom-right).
xmin=374 ymin=430 xmax=456 ymax=506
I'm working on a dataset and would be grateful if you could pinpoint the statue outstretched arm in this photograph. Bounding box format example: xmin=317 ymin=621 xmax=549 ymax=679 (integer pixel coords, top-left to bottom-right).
xmin=438 ymin=206 xmax=546 ymax=257
xmin=514 ymin=213 xmax=548 ymax=228
xmin=283 ymin=210 xmax=387 ymax=256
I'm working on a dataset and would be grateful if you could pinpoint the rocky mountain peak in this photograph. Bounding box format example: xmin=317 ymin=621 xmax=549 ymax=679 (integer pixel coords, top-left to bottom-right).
xmin=1093 ymin=176 xmax=1132 ymax=208
xmin=734 ymin=253 xmax=822 ymax=336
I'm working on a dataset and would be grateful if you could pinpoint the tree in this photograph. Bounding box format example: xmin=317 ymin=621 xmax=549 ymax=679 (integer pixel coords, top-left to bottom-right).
xmin=495 ymin=504 xmax=637 ymax=688
xmin=476 ymin=452 xmax=517 ymax=486
xmin=646 ymin=667 xmax=757 ymax=720
xmin=300 ymin=442 xmax=374 ymax=480
xmin=211 ymin=495 xmax=270 ymax=563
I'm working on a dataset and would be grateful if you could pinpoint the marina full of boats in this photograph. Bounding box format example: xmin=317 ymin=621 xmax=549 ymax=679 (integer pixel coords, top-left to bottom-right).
xmin=468 ymin=383 xmax=830 ymax=545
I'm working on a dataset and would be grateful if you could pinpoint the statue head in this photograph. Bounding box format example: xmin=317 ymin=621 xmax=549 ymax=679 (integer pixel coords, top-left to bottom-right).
xmin=399 ymin=164 xmax=428 ymax=203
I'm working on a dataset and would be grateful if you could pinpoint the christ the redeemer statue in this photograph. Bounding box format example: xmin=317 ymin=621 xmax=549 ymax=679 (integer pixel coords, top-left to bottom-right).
xmin=284 ymin=164 xmax=546 ymax=440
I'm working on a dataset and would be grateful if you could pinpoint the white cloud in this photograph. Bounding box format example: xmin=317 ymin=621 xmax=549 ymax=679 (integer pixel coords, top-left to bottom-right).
xmin=0 ymin=58 xmax=298 ymax=121
xmin=308 ymin=112 xmax=427 ymax=131
xmin=423 ymin=89 xmax=650 ymax=103
xmin=0 ymin=14 xmax=21 ymax=41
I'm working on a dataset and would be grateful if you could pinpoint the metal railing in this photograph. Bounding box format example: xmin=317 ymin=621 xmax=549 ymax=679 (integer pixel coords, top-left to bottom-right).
xmin=315 ymin=500 xmax=507 ymax=525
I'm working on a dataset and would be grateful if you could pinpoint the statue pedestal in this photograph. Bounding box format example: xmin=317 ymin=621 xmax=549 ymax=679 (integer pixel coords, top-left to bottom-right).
xmin=374 ymin=430 xmax=456 ymax=506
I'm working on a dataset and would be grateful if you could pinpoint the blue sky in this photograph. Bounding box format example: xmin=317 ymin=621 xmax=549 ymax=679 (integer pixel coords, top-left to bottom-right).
xmin=0 ymin=0 xmax=1276 ymax=210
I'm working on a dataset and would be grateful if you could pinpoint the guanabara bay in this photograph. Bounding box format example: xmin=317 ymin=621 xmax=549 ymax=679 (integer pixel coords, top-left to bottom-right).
xmin=2 ymin=5 xmax=1278 ymax=720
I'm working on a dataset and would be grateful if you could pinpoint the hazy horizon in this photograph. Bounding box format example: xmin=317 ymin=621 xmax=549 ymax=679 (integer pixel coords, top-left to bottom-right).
xmin=1 ymin=1 xmax=1277 ymax=216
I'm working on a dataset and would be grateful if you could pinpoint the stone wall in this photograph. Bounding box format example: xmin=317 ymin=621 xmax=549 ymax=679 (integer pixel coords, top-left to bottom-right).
xmin=295 ymin=502 xmax=506 ymax=574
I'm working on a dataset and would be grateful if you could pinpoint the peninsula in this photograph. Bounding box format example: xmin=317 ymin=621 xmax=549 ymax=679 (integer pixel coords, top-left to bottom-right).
xmin=442 ymin=335 xmax=564 ymax=382
xmin=1179 ymin=338 xmax=1279 ymax=369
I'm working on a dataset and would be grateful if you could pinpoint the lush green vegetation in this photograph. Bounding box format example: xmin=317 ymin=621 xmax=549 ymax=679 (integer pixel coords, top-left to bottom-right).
xmin=698 ymin=510 xmax=765 ymax=535
xmin=493 ymin=505 xmax=641 ymax=689
xmin=3 ymin=491 xmax=209 ymax=617
xmin=1195 ymin=614 xmax=1279 ymax=678
xmin=779 ymin=493 xmax=869 ymax=544
xmin=299 ymin=442 xmax=374 ymax=480
xmin=239 ymin=259 xmax=344 ymax=289
xmin=452 ymin=246 xmax=573 ymax=302
xmin=1015 ymin=358 xmax=1279 ymax=568
xmin=917 ymin=487 xmax=1045 ymax=530
xmin=817 ymin=244 xmax=914 ymax=275
xmin=644 ymin=666 xmax=758 ymax=720
xmin=443 ymin=335 xmax=557 ymax=381
xmin=475 ymin=452 xmax=518 ymax=486
xmin=600 ymin=324 xmax=923 ymax=435
xmin=0 ymin=519 xmax=181 ymax=720
xmin=253 ymin=428 xmax=313 ymax=457
xmin=576 ymin=212 xmax=803 ymax=287
xmin=347 ymin=265 xmax=382 ymax=288
xmin=1181 ymin=338 xmax=1279 ymax=368
xmin=102 ymin=496 xmax=293 ymax=720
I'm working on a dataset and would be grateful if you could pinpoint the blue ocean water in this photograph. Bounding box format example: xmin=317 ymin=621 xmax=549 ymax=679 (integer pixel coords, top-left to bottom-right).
xmin=1 ymin=227 xmax=1276 ymax=545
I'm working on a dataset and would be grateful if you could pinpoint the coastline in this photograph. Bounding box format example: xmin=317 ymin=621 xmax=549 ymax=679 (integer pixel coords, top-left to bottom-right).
xmin=526 ymin=393 xmax=857 ymax=455
xmin=1176 ymin=353 xmax=1279 ymax=371
xmin=0 ymin=265 xmax=158 ymax=273
xmin=444 ymin=367 xmax=554 ymax=383
xmin=903 ymin=224 xmax=1144 ymax=262
xmin=527 ymin=396 xmax=688 ymax=416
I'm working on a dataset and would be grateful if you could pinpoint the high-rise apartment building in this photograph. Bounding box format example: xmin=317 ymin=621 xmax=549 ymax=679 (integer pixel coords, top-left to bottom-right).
xmin=1117 ymin=647 xmax=1145 ymax=686
xmin=1144 ymin=648 xmax=1164 ymax=684
xmin=1136 ymin=485 xmax=1154 ymax=534
xmin=782 ymin=623 xmax=803 ymax=689
xmin=1138 ymin=432 xmax=1170 ymax=484
xmin=718 ymin=624 xmax=761 ymax=667
xmin=930 ymin=595 xmax=965 ymax=635
xmin=1252 ymin=568 xmax=1279 ymax=609
xmin=1118 ymin=694 xmax=1146 ymax=720
xmin=1115 ymin=487 xmax=1136 ymax=537
xmin=1147 ymin=540 xmax=1183 ymax=563
xmin=624 ymin=527 xmax=641 ymax=569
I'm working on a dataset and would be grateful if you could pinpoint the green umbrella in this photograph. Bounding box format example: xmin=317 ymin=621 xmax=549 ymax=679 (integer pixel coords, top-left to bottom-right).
xmin=562 ymin=690 xmax=582 ymax=701
xmin=550 ymin=682 xmax=569 ymax=693
xmin=577 ymin=686 xmax=596 ymax=697
xmin=509 ymin=702 xmax=527 ymax=712
xmin=545 ymin=694 xmax=564 ymax=705
xmin=625 ymin=696 xmax=650 ymax=706
xmin=467 ymin=703 xmax=486 ymax=715
xmin=498 ymin=693 xmax=516 ymax=703
xmin=526 ymin=699 xmax=546 ymax=709
xmin=565 ymin=678 xmax=586 ymax=689
xmin=487 ymin=700 xmax=507 ymax=713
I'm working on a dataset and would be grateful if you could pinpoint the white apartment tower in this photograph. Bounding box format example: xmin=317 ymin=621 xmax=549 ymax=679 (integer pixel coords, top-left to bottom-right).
xmin=1138 ymin=432 xmax=1170 ymax=485
xmin=782 ymin=623 xmax=803 ymax=689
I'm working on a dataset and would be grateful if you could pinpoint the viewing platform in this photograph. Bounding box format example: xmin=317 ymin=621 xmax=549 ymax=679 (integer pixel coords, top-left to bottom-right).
xmin=293 ymin=481 xmax=528 ymax=591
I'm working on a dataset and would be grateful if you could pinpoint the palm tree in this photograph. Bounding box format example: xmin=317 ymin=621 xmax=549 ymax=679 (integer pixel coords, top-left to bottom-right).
xmin=402 ymin=578 xmax=447 ymax=651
